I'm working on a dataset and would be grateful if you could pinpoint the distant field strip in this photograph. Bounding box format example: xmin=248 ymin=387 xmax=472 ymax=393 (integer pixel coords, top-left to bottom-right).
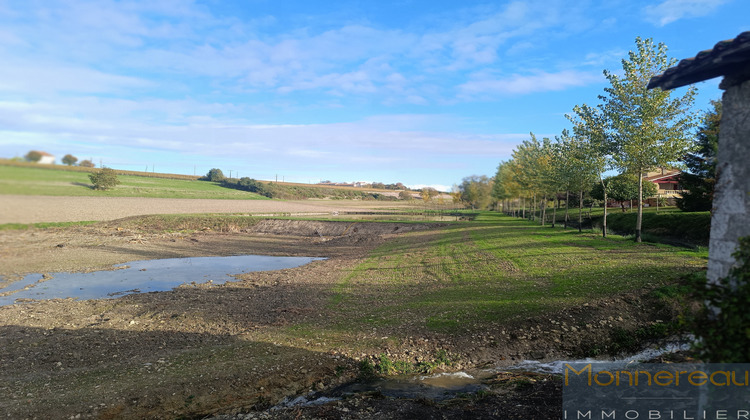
xmin=0 ymin=165 xmax=266 ymax=199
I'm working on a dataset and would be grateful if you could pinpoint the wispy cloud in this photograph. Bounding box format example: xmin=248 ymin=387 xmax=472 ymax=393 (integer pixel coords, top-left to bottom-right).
xmin=0 ymin=0 xmax=601 ymax=107
xmin=458 ymin=70 xmax=602 ymax=98
xmin=643 ymin=0 xmax=730 ymax=26
xmin=0 ymin=60 xmax=152 ymax=95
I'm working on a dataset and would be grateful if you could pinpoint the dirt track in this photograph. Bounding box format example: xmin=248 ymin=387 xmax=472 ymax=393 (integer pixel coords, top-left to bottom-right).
xmin=0 ymin=195 xmax=403 ymax=224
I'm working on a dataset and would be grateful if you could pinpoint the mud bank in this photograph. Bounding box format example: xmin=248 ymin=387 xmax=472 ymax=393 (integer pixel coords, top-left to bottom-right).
xmin=250 ymin=219 xmax=440 ymax=238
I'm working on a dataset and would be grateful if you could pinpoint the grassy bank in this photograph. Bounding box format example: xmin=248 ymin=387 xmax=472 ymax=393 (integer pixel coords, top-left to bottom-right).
xmin=508 ymin=205 xmax=711 ymax=246
xmin=0 ymin=165 xmax=267 ymax=199
xmin=601 ymin=211 xmax=711 ymax=245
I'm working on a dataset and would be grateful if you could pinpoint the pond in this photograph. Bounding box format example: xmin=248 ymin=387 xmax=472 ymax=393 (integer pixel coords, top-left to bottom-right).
xmin=0 ymin=254 xmax=323 ymax=306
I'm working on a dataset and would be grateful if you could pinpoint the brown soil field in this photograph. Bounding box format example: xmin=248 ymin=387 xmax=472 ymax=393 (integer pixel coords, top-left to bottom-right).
xmin=0 ymin=215 xmax=685 ymax=419
xmin=0 ymin=195 xmax=414 ymax=224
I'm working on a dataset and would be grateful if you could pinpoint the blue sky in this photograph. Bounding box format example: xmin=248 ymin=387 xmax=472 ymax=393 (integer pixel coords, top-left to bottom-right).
xmin=0 ymin=0 xmax=747 ymax=191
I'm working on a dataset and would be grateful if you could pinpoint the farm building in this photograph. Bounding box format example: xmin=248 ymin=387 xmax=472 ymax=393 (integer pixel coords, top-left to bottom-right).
xmin=644 ymin=169 xmax=683 ymax=206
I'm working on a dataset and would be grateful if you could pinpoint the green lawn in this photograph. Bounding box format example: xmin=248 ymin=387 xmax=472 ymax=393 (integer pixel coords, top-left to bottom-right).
xmin=322 ymin=212 xmax=706 ymax=337
xmin=0 ymin=165 xmax=267 ymax=199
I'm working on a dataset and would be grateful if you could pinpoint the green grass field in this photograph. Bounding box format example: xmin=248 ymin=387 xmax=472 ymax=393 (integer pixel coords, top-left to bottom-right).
xmin=283 ymin=212 xmax=706 ymax=349
xmin=0 ymin=165 xmax=267 ymax=199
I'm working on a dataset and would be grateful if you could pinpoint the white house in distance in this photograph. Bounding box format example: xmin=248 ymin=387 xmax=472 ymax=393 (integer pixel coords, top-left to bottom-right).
xmin=30 ymin=151 xmax=55 ymax=164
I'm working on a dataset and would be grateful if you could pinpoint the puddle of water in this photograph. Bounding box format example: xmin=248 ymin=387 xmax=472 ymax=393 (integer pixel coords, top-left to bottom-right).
xmin=275 ymin=373 xmax=488 ymax=410
xmin=310 ymin=371 xmax=488 ymax=404
xmin=0 ymin=255 xmax=323 ymax=306
xmin=275 ymin=395 xmax=342 ymax=410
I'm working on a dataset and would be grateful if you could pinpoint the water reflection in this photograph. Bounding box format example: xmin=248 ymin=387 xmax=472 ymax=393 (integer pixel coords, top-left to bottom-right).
xmin=0 ymin=255 xmax=323 ymax=306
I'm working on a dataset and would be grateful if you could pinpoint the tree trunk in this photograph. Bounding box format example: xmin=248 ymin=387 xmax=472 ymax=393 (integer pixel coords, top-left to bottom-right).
xmin=541 ymin=195 xmax=547 ymax=226
xmin=578 ymin=190 xmax=583 ymax=233
xmin=522 ymin=197 xmax=526 ymax=219
xmin=601 ymin=177 xmax=608 ymax=238
xmin=531 ymin=192 xmax=536 ymax=221
xmin=636 ymin=174 xmax=643 ymax=243
xmin=564 ymin=190 xmax=570 ymax=229
xmin=552 ymin=196 xmax=557 ymax=228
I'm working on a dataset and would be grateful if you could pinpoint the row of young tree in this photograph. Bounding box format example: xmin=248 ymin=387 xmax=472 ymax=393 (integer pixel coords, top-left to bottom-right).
xmin=487 ymin=37 xmax=716 ymax=242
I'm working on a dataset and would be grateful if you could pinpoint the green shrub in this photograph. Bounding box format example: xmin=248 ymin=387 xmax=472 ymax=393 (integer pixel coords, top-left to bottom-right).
xmin=88 ymin=167 xmax=120 ymax=190
xmin=690 ymin=236 xmax=750 ymax=362
xmin=358 ymin=359 xmax=376 ymax=379
xmin=201 ymin=168 xmax=225 ymax=182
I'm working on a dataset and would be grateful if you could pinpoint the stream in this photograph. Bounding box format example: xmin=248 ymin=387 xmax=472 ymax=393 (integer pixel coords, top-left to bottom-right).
xmin=275 ymin=340 xmax=693 ymax=409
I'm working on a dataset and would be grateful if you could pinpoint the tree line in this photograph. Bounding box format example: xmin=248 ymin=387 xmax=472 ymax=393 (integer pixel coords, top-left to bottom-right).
xmin=23 ymin=151 xmax=95 ymax=167
xmin=458 ymin=37 xmax=719 ymax=242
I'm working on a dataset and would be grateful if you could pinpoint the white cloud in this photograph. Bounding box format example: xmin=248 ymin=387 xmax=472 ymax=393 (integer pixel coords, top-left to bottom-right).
xmin=459 ymin=70 xmax=602 ymax=97
xmin=643 ymin=0 xmax=729 ymax=26
xmin=408 ymin=184 xmax=453 ymax=193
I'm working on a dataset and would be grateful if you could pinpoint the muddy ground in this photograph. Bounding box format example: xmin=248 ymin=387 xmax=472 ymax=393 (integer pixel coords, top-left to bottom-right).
xmin=0 ymin=219 xmax=686 ymax=419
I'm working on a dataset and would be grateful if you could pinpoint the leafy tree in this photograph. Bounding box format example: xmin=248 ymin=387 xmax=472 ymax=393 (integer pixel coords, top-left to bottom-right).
xmin=62 ymin=154 xmax=78 ymax=166
xmin=568 ymin=102 xmax=615 ymax=236
xmin=677 ymin=100 xmax=721 ymax=212
xmin=591 ymin=174 xmax=657 ymax=212
xmin=553 ymin=130 xmax=600 ymax=231
xmin=89 ymin=167 xmax=120 ymax=190
xmin=398 ymin=190 xmax=412 ymax=200
xmin=421 ymin=187 xmax=438 ymax=202
xmin=25 ymin=151 xmax=42 ymax=162
xmin=450 ymin=187 xmax=463 ymax=205
xmin=592 ymin=37 xmax=697 ymax=242
xmin=79 ymin=159 xmax=95 ymax=168
xmin=458 ymin=175 xmax=493 ymax=209
xmin=371 ymin=182 xmax=386 ymax=189
xmin=203 ymin=168 xmax=225 ymax=182
xmin=492 ymin=161 xmax=521 ymax=215
xmin=511 ymin=134 xmax=546 ymax=220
